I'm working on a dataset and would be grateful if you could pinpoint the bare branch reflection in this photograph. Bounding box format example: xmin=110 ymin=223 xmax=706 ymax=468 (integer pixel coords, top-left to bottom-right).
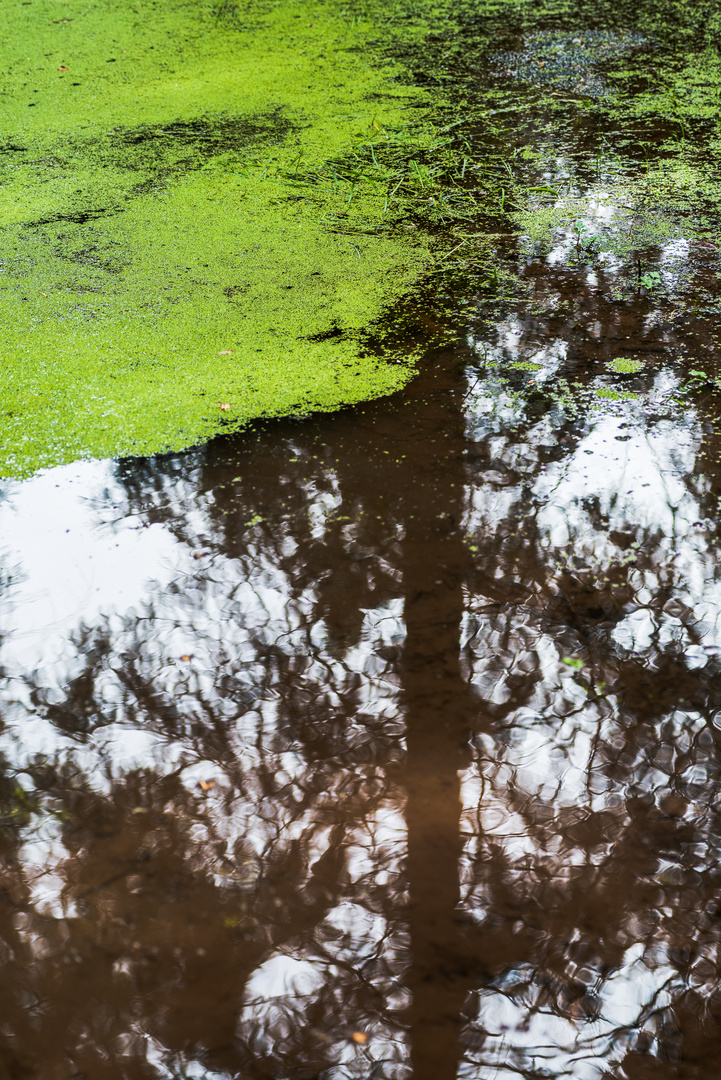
xmin=4 ymin=222 xmax=721 ymax=1079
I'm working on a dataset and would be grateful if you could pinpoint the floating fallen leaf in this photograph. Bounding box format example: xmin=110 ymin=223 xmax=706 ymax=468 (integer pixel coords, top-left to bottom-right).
xmin=193 ymin=551 xmax=209 ymax=560
xmin=218 ymin=349 xmax=233 ymax=355
xmin=58 ymin=65 xmax=68 ymax=71
xmin=217 ymin=403 xmax=231 ymax=411
xmin=199 ymin=779 xmax=216 ymax=791
xmin=131 ymin=806 xmax=149 ymax=815
xmin=351 ymin=1032 xmax=368 ymax=1045
xmin=179 ymin=654 xmax=192 ymax=662
xmin=40 ymin=291 xmax=48 ymax=297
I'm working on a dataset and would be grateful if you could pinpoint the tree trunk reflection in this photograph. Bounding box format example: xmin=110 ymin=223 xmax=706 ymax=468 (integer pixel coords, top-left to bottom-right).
xmin=397 ymin=359 xmax=475 ymax=1080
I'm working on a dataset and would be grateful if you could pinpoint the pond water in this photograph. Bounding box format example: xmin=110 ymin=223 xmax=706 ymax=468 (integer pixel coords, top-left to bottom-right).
xmin=4 ymin=11 xmax=721 ymax=1080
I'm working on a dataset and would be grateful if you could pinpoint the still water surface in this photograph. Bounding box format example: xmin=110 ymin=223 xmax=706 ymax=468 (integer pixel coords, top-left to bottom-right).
xmin=4 ymin=28 xmax=721 ymax=1080
xmin=3 ymin=326 xmax=721 ymax=1079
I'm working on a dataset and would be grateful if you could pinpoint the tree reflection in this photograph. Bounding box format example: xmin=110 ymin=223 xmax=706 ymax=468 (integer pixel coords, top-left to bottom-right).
xmin=4 ymin=294 xmax=721 ymax=1078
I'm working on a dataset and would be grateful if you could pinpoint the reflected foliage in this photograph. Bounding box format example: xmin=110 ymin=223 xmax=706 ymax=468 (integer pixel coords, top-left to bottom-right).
xmin=2 ymin=323 xmax=721 ymax=1077
xmin=5 ymin=10 xmax=721 ymax=1075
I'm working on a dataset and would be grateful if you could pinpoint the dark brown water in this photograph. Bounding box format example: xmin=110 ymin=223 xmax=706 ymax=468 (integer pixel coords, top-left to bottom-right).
xmin=4 ymin=21 xmax=721 ymax=1080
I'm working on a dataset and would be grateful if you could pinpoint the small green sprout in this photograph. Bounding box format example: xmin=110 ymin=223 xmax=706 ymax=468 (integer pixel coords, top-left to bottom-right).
xmin=572 ymin=219 xmax=601 ymax=252
xmin=640 ymin=270 xmax=662 ymax=290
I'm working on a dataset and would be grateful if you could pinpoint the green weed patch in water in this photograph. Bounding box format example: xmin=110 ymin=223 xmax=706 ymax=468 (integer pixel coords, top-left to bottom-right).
xmin=0 ymin=0 xmax=493 ymax=477
xmin=609 ymin=357 xmax=645 ymax=374
xmin=517 ymin=182 xmax=695 ymax=263
xmin=594 ymin=387 xmax=638 ymax=400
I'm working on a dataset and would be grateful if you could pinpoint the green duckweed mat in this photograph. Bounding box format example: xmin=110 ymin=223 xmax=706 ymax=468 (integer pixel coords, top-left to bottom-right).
xmin=0 ymin=0 xmax=457 ymax=476
xmin=4 ymin=0 xmax=721 ymax=476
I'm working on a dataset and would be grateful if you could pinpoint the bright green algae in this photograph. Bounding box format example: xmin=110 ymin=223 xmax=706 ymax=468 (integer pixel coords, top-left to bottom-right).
xmin=5 ymin=0 xmax=721 ymax=475
xmin=0 ymin=0 xmax=454 ymax=476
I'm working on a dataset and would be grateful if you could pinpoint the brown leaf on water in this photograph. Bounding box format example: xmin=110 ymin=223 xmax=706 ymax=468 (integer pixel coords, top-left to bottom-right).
xmin=179 ymin=654 xmax=192 ymax=662
xmin=217 ymin=403 xmax=231 ymax=411
xmin=218 ymin=349 xmax=233 ymax=355
xmin=351 ymin=1032 xmax=368 ymax=1045
xmin=199 ymin=780 xmax=216 ymax=792
xmin=58 ymin=65 xmax=68 ymax=71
